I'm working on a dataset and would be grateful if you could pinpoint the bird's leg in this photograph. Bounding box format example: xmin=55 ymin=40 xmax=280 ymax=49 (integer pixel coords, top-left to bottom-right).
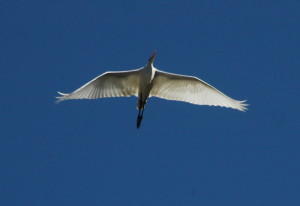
xmin=137 ymin=109 xmax=143 ymax=129
xmin=137 ymin=96 xmax=146 ymax=129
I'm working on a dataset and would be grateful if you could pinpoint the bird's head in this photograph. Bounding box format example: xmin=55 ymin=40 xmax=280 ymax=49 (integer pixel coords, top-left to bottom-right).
xmin=148 ymin=50 xmax=156 ymax=64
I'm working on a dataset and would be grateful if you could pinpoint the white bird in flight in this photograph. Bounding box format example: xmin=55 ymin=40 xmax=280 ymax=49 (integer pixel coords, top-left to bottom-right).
xmin=57 ymin=51 xmax=247 ymax=128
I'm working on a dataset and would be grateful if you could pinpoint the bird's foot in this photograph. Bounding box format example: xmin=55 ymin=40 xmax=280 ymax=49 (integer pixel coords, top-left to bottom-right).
xmin=137 ymin=114 xmax=143 ymax=129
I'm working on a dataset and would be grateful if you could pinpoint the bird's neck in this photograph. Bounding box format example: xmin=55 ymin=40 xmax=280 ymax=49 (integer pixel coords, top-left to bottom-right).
xmin=142 ymin=63 xmax=154 ymax=77
xmin=146 ymin=62 xmax=153 ymax=70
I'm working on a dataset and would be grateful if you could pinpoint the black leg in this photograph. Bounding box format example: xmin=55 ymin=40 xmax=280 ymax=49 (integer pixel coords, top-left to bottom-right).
xmin=136 ymin=95 xmax=146 ymax=129
xmin=137 ymin=109 xmax=143 ymax=129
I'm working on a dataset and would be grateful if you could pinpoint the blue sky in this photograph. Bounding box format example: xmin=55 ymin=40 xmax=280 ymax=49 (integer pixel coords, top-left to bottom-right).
xmin=0 ymin=1 xmax=299 ymax=205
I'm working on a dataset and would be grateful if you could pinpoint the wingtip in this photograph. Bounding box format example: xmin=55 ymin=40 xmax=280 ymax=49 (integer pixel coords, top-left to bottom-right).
xmin=237 ymin=100 xmax=249 ymax=112
xmin=57 ymin=91 xmax=67 ymax=96
xmin=55 ymin=91 xmax=67 ymax=104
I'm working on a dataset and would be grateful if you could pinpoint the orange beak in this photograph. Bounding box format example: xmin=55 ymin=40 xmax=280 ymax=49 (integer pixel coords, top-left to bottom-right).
xmin=148 ymin=50 xmax=156 ymax=63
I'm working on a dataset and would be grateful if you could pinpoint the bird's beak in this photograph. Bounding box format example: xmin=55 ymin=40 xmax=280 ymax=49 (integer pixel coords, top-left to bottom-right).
xmin=148 ymin=50 xmax=156 ymax=64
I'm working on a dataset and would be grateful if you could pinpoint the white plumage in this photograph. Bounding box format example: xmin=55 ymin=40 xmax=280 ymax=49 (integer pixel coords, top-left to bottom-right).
xmin=57 ymin=51 xmax=247 ymax=128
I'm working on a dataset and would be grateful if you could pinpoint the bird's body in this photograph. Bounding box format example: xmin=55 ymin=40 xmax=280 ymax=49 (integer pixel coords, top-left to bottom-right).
xmin=57 ymin=51 xmax=247 ymax=128
xmin=137 ymin=61 xmax=154 ymax=109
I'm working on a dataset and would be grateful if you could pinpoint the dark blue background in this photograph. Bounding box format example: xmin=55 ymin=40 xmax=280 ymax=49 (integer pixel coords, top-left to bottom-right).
xmin=1 ymin=1 xmax=299 ymax=205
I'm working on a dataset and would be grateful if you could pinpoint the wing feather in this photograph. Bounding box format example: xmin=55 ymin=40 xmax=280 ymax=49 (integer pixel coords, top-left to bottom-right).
xmin=56 ymin=69 xmax=141 ymax=102
xmin=150 ymin=70 xmax=247 ymax=111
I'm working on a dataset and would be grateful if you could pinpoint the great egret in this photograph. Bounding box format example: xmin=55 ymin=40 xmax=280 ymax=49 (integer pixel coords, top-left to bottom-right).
xmin=57 ymin=51 xmax=247 ymax=128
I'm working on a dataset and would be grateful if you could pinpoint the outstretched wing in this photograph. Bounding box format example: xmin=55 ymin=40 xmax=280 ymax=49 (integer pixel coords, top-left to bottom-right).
xmin=150 ymin=70 xmax=247 ymax=111
xmin=56 ymin=69 xmax=141 ymax=102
